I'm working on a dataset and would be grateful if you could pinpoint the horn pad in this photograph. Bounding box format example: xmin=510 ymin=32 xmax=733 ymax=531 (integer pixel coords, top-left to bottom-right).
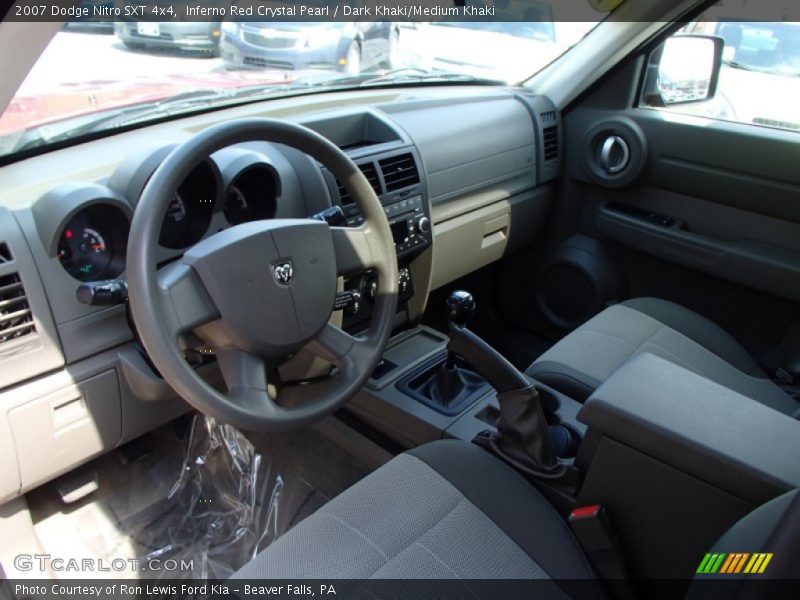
xmin=182 ymin=219 xmax=336 ymax=356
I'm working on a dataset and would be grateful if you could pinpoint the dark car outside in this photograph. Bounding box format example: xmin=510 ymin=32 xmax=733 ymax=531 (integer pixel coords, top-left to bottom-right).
xmin=114 ymin=21 xmax=222 ymax=55
xmin=220 ymin=22 xmax=400 ymax=74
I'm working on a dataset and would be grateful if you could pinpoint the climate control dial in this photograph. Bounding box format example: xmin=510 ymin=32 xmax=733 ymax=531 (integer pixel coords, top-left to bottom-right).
xmin=398 ymin=268 xmax=411 ymax=294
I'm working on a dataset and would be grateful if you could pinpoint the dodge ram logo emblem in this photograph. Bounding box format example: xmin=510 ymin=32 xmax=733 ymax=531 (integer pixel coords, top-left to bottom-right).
xmin=273 ymin=262 xmax=294 ymax=285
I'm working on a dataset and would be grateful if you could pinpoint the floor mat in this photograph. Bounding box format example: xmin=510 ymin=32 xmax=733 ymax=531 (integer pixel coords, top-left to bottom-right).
xmin=28 ymin=415 xmax=366 ymax=580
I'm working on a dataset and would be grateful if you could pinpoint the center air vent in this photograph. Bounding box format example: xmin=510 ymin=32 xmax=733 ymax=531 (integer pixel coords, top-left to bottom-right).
xmin=337 ymin=162 xmax=382 ymax=206
xmin=379 ymin=153 xmax=420 ymax=192
xmin=0 ymin=272 xmax=36 ymax=344
xmin=543 ymin=125 xmax=559 ymax=161
xmin=0 ymin=242 xmax=11 ymax=263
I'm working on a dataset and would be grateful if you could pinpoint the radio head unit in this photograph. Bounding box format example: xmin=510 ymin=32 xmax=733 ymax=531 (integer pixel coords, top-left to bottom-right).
xmin=345 ymin=194 xmax=431 ymax=256
xmin=324 ymin=148 xmax=431 ymax=258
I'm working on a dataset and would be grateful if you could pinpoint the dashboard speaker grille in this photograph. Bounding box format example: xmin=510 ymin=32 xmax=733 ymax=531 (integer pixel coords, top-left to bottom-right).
xmin=0 ymin=272 xmax=36 ymax=344
xmin=543 ymin=126 xmax=559 ymax=161
xmin=337 ymin=162 xmax=382 ymax=205
xmin=379 ymin=153 xmax=420 ymax=192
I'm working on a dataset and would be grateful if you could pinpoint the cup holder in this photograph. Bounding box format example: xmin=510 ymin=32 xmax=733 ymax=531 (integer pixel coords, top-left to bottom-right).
xmin=473 ymin=387 xmax=582 ymax=459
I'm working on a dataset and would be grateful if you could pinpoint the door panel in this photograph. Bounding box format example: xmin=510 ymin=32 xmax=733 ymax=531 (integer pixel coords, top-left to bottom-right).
xmin=552 ymin=55 xmax=800 ymax=355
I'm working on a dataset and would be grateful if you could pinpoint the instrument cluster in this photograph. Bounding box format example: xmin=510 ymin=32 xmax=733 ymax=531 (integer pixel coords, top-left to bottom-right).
xmin=38 ymin=147 xmax=282 ymax=282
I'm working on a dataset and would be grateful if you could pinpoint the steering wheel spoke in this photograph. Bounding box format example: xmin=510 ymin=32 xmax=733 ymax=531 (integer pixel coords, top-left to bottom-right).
xmin=156 ymin=261 xmax=220 ymax=338
xmin=331 ymin=225 xmax=379 ymax=276
xmin=305 ymin=322 xmax=373 ymax=377
xmin=216 ymin=347 xmax=280 ymax=414
xmin=306 ymin=322 xmax=357 ymax=362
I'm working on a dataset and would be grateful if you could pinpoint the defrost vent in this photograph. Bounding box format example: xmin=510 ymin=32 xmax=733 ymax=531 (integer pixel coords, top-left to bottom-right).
xmin=540 ymin=111 xmax=557 ymax=124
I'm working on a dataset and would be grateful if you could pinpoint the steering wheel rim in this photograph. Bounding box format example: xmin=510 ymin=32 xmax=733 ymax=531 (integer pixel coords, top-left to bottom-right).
xmin=127 ymin=118 xmax=398 ymax=432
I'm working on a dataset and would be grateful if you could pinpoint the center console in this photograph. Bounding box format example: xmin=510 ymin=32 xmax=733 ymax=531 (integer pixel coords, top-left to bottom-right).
xmin=346 ymin=294 xmax=800 ymax=593
xmin=323 ymin=146 xmax=432 ymax=331
xmin=575 ymin=353 xmax=800 ymax=585
xmin=347 ymin=291 xmax=587 ymax=467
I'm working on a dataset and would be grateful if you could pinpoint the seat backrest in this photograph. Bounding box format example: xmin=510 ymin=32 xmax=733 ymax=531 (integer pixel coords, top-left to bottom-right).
xmin=686 ymin=489 xmax=800 ymax=599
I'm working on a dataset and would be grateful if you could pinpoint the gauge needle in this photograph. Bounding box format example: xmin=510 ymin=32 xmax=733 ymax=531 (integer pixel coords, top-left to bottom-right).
xmin=91 ymin=244 xmax=104 ymax=251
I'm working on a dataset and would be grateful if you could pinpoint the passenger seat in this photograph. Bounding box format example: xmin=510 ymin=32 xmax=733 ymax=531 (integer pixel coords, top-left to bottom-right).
xmin=526 ymin=298 xmax=799 ymax=416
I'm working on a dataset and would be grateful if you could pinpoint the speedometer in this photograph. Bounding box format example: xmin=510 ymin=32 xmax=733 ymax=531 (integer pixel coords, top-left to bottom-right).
xmin=223 ymin=186 xmax=251 ymax=225
xmin=223 ymin=165 xmax=279 ymax=225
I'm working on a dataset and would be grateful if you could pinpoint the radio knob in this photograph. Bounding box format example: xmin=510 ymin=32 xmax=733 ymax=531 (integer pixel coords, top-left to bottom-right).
xmin=416 ymin=216 xmax=431 ymax=233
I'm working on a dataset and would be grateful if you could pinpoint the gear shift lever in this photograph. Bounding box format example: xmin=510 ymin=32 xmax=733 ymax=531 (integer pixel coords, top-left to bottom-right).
xmin=446 ymin=290 xmax=476 ymax=327
xmin=417 ymin=291 xmax=482 ymax=408
xmin=440 ymin=291 xmax=576 ymax=487
xmin=445 ymin=291 xmax=475 ymax=369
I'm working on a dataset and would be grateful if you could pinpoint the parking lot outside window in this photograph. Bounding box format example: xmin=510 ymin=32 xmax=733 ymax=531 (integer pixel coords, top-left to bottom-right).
xmin=640 ymin=3 xmax=800 ymax=133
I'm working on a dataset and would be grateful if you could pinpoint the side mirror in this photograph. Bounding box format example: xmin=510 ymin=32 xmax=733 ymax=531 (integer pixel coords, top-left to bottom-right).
xmin=656 ymin=35 xmax=724 ymax=105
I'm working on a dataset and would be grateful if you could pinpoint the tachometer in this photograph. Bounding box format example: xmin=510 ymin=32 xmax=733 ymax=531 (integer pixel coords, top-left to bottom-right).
xmin=158 ymin=161 xmax=217 ymax=249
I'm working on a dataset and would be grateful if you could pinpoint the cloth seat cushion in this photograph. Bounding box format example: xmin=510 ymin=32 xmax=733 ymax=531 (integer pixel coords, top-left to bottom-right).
xmin=526 ymin=298 xmax=797 ymax=415
xmin=231 ymin=440 xmax=602 ymax=598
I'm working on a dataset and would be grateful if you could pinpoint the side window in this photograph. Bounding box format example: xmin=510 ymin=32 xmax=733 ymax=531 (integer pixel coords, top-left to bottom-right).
xmin=640 ymin=11 xmax=800 ymax=133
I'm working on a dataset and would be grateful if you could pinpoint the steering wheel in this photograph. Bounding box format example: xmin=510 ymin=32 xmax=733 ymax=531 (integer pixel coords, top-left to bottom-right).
xmin=127 ymin=119 xmax=398 ymax=431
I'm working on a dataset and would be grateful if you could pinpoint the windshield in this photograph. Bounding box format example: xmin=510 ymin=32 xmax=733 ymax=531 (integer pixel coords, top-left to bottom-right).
xmin=0 ymin=9 xmax=603 ymax=159
xmin=429 ymin=21 xmax=556 ymax=40
xmin=718 ymin=22 xmax=800 ymax=76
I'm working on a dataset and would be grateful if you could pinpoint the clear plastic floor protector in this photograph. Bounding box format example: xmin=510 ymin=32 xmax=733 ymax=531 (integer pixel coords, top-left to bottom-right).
xmin=81 ymin=415 xmax=326 ymax=580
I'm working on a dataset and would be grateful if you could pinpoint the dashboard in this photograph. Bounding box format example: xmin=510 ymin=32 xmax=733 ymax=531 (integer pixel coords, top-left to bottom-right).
xmin=0 ymin=85 xmax=561 ymax=503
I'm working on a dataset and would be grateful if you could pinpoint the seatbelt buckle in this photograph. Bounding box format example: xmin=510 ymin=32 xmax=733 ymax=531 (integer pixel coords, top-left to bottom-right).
xmin=568 ymin=504 xmax=618 ymax=552
xmin=570 ymin=505 xmax=637 ymax=599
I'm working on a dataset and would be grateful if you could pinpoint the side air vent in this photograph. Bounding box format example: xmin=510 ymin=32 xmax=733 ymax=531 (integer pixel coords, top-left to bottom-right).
xmin=337 ymin=162 xmax=382 ymax=205
xmin=0 ymin=272 xmax=36 ymax=344
xmin=543 ymin=125 xmax=559 ymax=161
xmin=540 ymin=111 xmax=557 ymax=125
xmin=0 ymin=242 xmax=11 ymax=263
xmin=378 ymin=153 xmax=420 ymax=192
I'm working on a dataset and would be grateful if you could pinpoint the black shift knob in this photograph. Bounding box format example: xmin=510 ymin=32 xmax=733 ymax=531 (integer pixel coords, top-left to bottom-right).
xmin=446 ymin=291 xmax=475 ymax=328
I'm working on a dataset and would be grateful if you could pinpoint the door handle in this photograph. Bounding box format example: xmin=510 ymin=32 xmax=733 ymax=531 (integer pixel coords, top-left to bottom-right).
xmin=599 ymin=135 xmax=630 ymax=174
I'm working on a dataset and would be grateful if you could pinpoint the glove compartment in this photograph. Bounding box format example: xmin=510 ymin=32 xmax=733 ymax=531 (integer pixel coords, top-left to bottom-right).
xmin=430 ymin=186 xmax=551 ymax=290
